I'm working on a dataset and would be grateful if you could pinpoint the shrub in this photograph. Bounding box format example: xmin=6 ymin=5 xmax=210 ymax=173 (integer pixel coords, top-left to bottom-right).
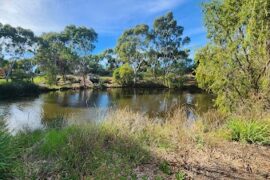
xmin=0 ymin=82 xmax=40 ymax=99
xmin=175 ymin=171 xmax=186 ymax=180
xmin=228 ymin=119 xmax=270 ymax=145
xmin=159 ymin=161 xmax=172 ymax=175
xmin=113 ymin=64 xmax=134 ymax=85
xmin=164 ymin=73 xmax=185 ymax=88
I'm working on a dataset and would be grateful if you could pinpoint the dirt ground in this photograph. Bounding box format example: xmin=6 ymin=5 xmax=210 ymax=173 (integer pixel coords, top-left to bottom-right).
xmin=134 ymin=142 xmax=270 ymax=179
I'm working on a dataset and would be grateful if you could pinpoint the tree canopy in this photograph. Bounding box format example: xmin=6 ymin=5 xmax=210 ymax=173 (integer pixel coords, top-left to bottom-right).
xmin=195 ymin=0 xmax=270 ymax=112
xmin=0 ymin=12 xmax=192 ymax=88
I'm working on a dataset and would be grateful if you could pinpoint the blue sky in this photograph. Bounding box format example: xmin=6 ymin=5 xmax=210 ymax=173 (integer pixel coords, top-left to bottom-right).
xmin=0 ymin=0 xmax=208 ymax=58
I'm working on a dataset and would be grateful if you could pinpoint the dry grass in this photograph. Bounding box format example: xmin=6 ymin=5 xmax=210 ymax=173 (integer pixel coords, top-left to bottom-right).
xmin=2 ymin=107 xmax=270 ymax=179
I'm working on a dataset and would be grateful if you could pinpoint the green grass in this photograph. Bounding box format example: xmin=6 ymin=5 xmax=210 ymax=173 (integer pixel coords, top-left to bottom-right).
xmin=175 ymin=171 xmax=186 ymax=180
xmin=4 ymin=124 xmax=153 ymax=179
xmin=228 ymin=119 xmax=270 ymax=145
xmin=1 ymin=108 xmax=270 ymax=179
xmin=33 ymin=76 xmax=47 ymax=84
xmin=0 ymin=79 xmax=6 ymax=84
xmin=0 ymin=124 xmax=18 ymax=179
xmin=159 ymin=161 xmax=172 ymax=175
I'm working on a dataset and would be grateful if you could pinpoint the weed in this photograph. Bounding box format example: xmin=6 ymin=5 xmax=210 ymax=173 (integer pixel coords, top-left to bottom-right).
xmin=228 ymin=119 xmax=270 ymax=145
xmin=175 ymin=171 xmax=186 ymax=180
xmin=159 ymin=161 xmax=172 ymax=175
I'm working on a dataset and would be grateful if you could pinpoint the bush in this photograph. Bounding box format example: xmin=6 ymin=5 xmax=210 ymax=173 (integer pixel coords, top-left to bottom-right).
xmin=113 ymin=64 xmax=134 ymax=85
xmin=164 ymin=73 xmax=185 ymax=88
xmin=0 ymin=82 xmax=40 ymax=99
xmin=228 ymin=119 xmax=270 ymax=145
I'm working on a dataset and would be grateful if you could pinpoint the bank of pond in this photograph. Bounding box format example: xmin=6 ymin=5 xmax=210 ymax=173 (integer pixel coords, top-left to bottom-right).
xmin=1 ymin=107 xmax=270 ymax=179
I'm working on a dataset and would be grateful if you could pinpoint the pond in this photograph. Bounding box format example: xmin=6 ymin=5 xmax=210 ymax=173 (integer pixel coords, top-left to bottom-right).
xmin=0 ymin=88 xmax=214 ymax=134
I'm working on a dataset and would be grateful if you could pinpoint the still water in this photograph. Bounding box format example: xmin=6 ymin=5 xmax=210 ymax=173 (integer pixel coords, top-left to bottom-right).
xmin=0 ymin=89 xmax=214 ymax=134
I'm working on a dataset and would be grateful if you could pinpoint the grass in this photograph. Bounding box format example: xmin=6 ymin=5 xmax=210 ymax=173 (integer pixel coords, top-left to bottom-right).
xmin=9 ymin=125 xmax=152 ymax=179
xmin=0 ymin=108 xmax=269 ymax=179
xmin=0 ymin=124 xmax=17 ymax=179
xmin=33 ymin=76 xmax=47 ymax=84
xmin=228 ymin=119 xmax=270 ymax=145
xmin=0 ymin=79 xmax=6 ymax=84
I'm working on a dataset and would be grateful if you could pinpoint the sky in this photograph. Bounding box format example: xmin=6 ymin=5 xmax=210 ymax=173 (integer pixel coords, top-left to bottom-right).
xmin=0 ymin=0 xmax=208 ymax=58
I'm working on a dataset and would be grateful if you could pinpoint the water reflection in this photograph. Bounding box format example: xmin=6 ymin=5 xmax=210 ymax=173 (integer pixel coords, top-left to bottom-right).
xmin=0 ymin=89 xmax=214 ymax=134
xmin=3 ymin=99 xmax=44 ymax=135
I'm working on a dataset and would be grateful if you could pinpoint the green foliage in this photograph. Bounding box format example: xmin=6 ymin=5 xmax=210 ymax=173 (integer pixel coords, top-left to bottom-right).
xmin=39 ymin=129 xmax=70 ymax=157
xmin=228 ymin=119 xmax=270 ymax=145
xmin=0 ymin=23 xmax=38 ymax=81
xmin=1 ymin=14 xmax=192 ymax=88
xmin=101 ymin=48 xmax=120 ymax=73
xmin=159 ymin=161 xmax=172 ymax=175
xmin=164 ymin=73 xmax=185 ymax=88
xmin=11 ymin=125 xmax=150 ymax=178
xmin=175 ymin=171 xmax=186 ymax=180
xmin=116 ymin=24 xmax=150 ymax=84
xmin=0 ymin=124 xmax=17 ymax=179
xmin=115 ymin=12 xmax=191 ymax=87
xmin=113 ymin=64 xmax=134 ymax=85
xmin=196 ymin=0 xmax=270 ymax=112
xmin=36 ymin=41 xmax=78 ymax=84
xmin=0 ymin=82 xmax=40 ymax=99
xmin=152 ymin=12 xmax=190 ymax=84
xmin=61 ymin=25 xmax=98 ymax=56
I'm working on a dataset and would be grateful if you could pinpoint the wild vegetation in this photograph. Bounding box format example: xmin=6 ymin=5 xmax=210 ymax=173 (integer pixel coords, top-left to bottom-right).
xmin=0 ymin=108 xmax=269 ymax=179
xmin=195 ymin=0 xmax=270 ymax=112
xmin=0 ymin=0 xmax=270 ymax=179
xmin=0 ymin=12 xmax=192 ymax=90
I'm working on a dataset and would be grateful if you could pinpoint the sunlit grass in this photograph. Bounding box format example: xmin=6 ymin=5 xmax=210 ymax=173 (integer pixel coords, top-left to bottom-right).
xmin=0 ymin=79 xmax=6 ymax=84
xmin=228 ymin=119 xmax=270 ymax=145
xmin=1 ymin=108 xmax=269 ymax=178
xmin=33 ymin=76 xmax=47 ymax=84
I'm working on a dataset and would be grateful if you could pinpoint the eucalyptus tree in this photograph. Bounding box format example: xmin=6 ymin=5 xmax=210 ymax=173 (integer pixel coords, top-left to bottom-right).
xmin=36 ymin=32 xmax=77 ymax=84
xmin=61 ymin=25 xmax=97 ymax=56
xmin=0 ymin=23 xmax=38 ymax=81
xmin=101 ymin=48 xmax=120 ymax=73
xmin=61 ymin=25 xmax=98 ymax=87
xmin=151 ymin=12 xmax=190 ymax=86
xmin=116 ymin=24 xmax=150 ymax=84
xmin=195 ymin=0 xmax=270 ymax=112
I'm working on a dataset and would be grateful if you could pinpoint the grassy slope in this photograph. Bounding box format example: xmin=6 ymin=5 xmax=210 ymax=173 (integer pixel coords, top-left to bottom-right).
xmin=1 ymin=109 xmax=270 ymax=179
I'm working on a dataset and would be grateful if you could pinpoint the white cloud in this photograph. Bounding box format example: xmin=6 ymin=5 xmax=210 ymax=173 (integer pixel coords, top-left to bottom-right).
xmin=185 ymin=27 xmax=206 ymax=37
xmin=0 ymin=0 xmax=186 ymax=35
xmin=0 ymin=0 xmax=63 ymax=34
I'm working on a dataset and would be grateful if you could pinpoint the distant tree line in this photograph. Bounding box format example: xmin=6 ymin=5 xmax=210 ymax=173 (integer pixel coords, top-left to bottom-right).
xmin=0 ymin=12 xmax=192 ymax=88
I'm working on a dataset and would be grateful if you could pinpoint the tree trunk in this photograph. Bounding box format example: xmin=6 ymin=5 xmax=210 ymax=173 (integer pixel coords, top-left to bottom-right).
xmin=5 ymin=61 xmax=16 ymax=81
xmin=83 ymin=75 xmax=86 ymax=88
xmin=133 ymin=72 xmax=137 ymax=86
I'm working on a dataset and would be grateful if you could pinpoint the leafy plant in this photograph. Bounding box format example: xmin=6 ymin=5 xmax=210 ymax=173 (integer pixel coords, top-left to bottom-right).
xmin=159 ymin=161 xmax=172 ymax=175
xmin=228 ymin=119 xmax=270 ymax=145
xmin=175 ymin=171 xmax=186 ymax=180
xmin=113 ymin=64 xmax=134 ymax=85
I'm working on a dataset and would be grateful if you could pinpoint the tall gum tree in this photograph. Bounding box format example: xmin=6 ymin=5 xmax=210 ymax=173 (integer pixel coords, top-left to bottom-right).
xmin=62 ymin=25 xmax=98 ymax=87
xmin=151 ymin=12 xmax=190 ymax=86
xmin=0 ymin=23 xmax=38 ymax=81
xmin=116 ymin=24 xmax=150 ymax=85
